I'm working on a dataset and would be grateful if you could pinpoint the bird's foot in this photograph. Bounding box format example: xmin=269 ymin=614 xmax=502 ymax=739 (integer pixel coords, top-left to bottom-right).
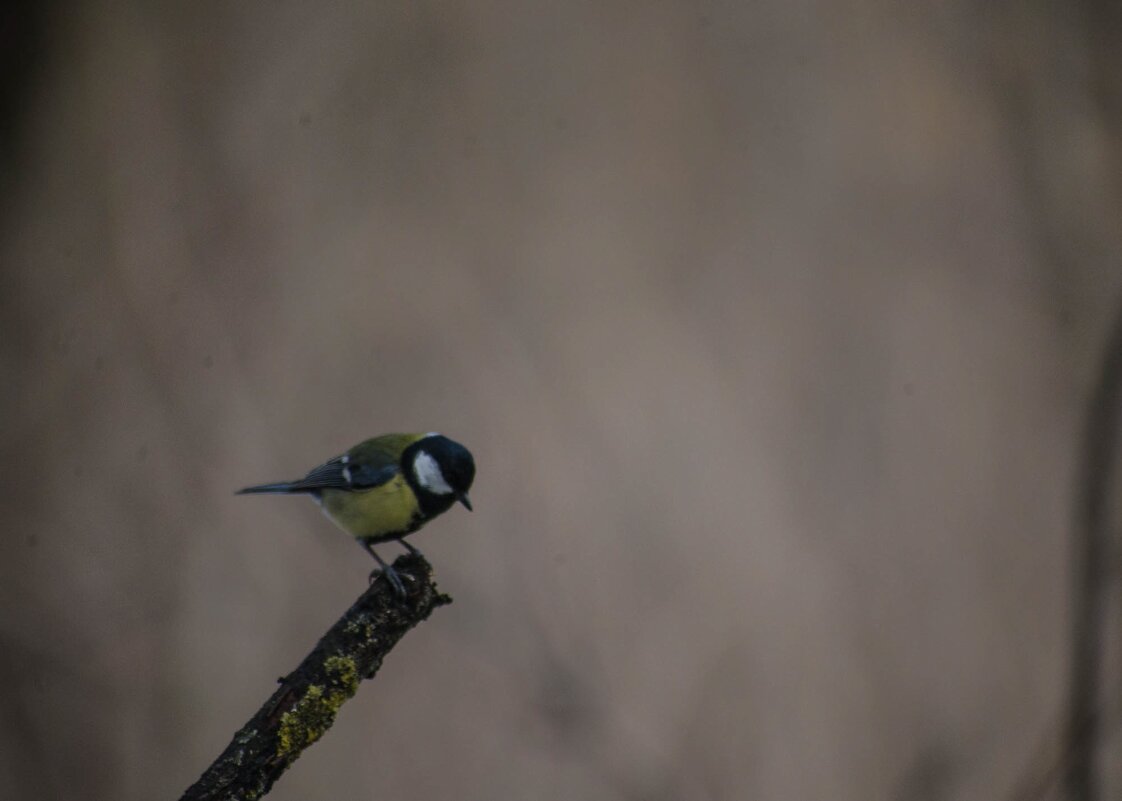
xmin=368 ymin=564 xmax=408 ymax=597
xmin=362 ymin=541 xmax=410 ymax=598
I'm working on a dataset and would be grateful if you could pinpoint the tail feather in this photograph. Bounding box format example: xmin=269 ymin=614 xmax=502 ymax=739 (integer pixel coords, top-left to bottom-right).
xmin=236 ymin=481 xmax=309 ymax=495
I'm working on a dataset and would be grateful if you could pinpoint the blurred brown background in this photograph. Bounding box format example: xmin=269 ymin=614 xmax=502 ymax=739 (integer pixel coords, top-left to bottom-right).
xmin=2 ymin=2 xmax=1122 ymax=800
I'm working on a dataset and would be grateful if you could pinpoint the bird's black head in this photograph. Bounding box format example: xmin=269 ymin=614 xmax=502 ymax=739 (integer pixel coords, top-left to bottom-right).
xmin=406 ymin=434 xmax=475 ymax=512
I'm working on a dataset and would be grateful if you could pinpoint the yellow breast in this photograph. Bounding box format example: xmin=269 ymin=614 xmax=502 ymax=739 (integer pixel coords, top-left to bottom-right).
xmin=318 ymin=474 xmax=421 ymax=541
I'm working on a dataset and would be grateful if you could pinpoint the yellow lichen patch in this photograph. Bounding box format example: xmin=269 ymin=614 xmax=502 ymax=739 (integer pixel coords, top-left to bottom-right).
xmin=343 ymin=619 xmax=377 ymax=642
xmin=324 ymin=655 xmax=360 ymax=696
xmin=275 ymin=656 xmax=363 ymax=761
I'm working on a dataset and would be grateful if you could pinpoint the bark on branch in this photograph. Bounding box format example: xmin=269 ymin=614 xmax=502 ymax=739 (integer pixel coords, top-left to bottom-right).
xmin=179 ymin=553 xmax=451 ymax=801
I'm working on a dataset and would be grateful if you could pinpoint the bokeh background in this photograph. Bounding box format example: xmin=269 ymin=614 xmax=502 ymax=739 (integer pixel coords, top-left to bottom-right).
xmin=3 ymin=2 xmax=1122 ymax=800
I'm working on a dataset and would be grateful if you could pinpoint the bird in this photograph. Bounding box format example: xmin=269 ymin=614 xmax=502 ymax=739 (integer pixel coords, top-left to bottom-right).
xmin=237 ymin=433 xmax=475 ymax=595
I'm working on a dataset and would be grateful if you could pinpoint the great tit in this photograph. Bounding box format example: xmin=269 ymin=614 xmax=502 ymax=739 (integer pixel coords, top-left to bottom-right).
xmin=237 ymin=433 xmax=475 ymax=594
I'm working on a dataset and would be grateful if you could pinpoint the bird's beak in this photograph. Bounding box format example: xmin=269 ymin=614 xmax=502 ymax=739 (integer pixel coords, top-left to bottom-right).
xmin=458 ymin=493 xmax=473 ymax=511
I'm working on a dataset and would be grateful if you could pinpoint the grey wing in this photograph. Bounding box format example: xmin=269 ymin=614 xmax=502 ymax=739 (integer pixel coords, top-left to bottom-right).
xmin=300 ymin=453 xmax=401 ymax=489
xmin=236 ymin=454 xmax=399 ymax=495
xmin=297 ymin=455 xmax=399 ymax=491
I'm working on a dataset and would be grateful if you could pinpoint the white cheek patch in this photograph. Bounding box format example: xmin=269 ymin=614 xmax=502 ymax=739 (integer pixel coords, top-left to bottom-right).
xmin=413 ymin=451 xmax=453 ymax=495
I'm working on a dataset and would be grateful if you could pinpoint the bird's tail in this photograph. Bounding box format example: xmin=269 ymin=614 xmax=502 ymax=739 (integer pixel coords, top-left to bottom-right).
xmin=235 ymin=481 xmax=307 ymax=495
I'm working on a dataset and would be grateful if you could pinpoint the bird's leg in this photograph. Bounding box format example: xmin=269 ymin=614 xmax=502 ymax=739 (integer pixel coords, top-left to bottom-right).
xmin=361 ymin=540 xmax=406 ymax=597
xmin=397 ymin=537 xmax=421 ymax=556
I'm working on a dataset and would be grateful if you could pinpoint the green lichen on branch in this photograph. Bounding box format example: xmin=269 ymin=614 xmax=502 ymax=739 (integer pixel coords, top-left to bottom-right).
xmin=180 ymin=553 xmax=452 ymax=801
xmin=324 ymin=654 xmax=360 ymax=694
xmin=275 ymin=655 xmax=361 ymax=760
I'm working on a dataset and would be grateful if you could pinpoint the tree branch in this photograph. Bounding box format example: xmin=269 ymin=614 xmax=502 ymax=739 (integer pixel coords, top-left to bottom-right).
xmin=178 ymin=553 xmax=452 ymax=801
